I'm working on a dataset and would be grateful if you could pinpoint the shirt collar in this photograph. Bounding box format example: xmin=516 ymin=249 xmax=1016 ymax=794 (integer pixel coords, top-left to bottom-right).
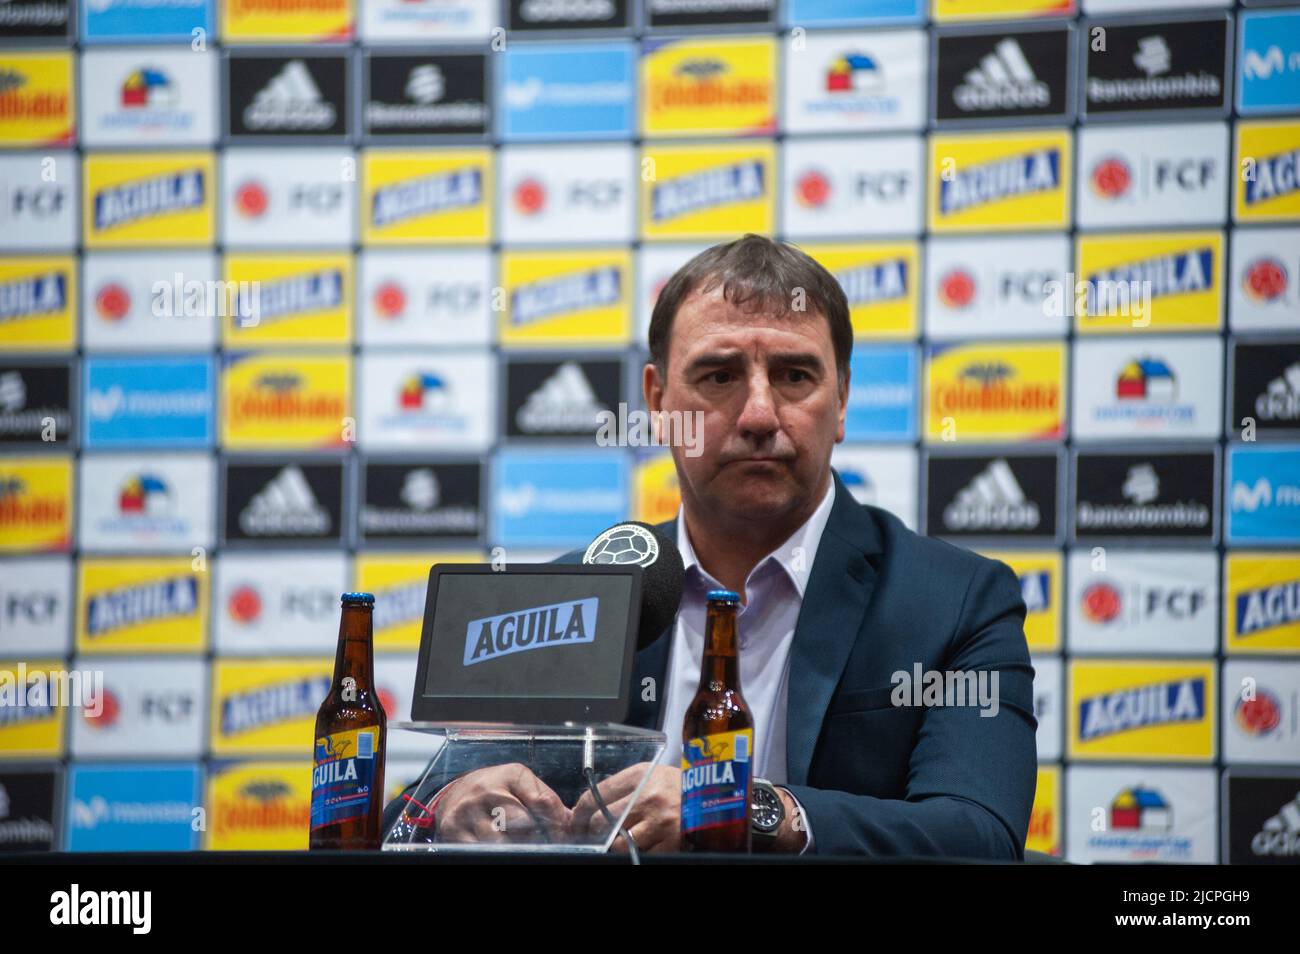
xmin=675 ymin=476 xmax=837 ymax=601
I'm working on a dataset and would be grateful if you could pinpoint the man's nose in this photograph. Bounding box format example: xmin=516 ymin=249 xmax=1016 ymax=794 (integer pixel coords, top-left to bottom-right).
xmin=736 ymin=375 xmax=779 ymax=438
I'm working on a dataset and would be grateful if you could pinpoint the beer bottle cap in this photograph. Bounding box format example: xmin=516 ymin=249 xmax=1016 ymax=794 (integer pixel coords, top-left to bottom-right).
xmin=706 ymin=589 xmax=740 ymax=603
xmin=341 ymin=592 xmax=375 ymax=605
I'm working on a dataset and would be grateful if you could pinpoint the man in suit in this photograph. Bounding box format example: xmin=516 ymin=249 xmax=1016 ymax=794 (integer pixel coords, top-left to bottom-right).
xmin=385 ymin=235 xmax=1037 ymax=858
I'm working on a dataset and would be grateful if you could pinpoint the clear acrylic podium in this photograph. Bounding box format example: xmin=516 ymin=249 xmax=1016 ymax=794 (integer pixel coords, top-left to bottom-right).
xmin=382 ymin=722 xmax=667 ymax=854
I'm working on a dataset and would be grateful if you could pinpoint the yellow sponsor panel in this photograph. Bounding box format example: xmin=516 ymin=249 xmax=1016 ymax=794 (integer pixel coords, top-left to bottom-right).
xmin=981 ymin=550 xmax=1061 ymax=652
xmin=934 ymin=0 xmax=1074 ymax=21
xmin=0 ymin=456 xmax=71 ymax=553
xmin=206 ymin=761 xmax=312 ymax=850
xmin=222 ymin=254 xmax=353 ymax=348
xmin=221 ymin=0 xmax=353 ymax=42
xmin=356 ymin=552 xmax=481 ymax=652
xmin=641 ymin=36 xmax=776 ymax=138
xmin=0 ymin=52 xmax=73 ymax=147
xmin=499 ymin=250 xmax=631 ymax=348
xmin=634 ymin=454 xmax=681 ymax=527
xmin=1026 ymin=763 xmax=1061 ymax=856
xmin=361 ymin=149 xmax=492 ymax=245
xmin=0 ymin=256 xmax=77 ymax=352
xmin=925 ymin=341 xmax=1065 ymax=443
xmin=804 ymin=243 xmax=919 ymax=340
xmin=76 ymin=557 xmax=208 ymax=653
xmin=1224 ymin=553 xmax=1300 ymax=654
xmin=0 ymin=661 xmax=68 ymax=757
xmin=640 ymin=142 xmax=775 ymax=241
xmin=928 ymin=130 xmax=1071 ymax=233
xmin=1074 ymin=231 xmax=1223 ymax=333
xmin=1235 ymin=121 xmax=1300 ymax=223
xmin=211 ymin=658 xmax=331 ymax=756
xmin=83 ymin=152 xmax=216 ymax=248
xmin=221 ymin=351 xmax=351 ymax=450
xmin=1068 ymin=659 xmax=1216 ymax=761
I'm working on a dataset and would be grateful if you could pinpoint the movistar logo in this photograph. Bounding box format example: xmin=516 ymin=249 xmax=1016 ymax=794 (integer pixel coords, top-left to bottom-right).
xmin=463 ymin=597 xmax=597 ymax=666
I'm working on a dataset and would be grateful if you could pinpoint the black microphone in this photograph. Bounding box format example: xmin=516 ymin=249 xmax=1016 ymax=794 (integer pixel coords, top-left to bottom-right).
xmin=582 ymin=520 xmax=684 ymax=650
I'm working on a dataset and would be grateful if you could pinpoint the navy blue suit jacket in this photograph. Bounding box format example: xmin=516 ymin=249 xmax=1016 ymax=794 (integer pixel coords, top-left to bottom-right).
xmin=625 ymin=470 xmax=1038 ymax=859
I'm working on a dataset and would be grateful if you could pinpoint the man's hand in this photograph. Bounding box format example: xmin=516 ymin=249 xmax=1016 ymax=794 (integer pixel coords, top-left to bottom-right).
xmin=571 ymin=763 xmax=682 ymax=853
xmin=434 ymin=763 xmax=569 ymax=845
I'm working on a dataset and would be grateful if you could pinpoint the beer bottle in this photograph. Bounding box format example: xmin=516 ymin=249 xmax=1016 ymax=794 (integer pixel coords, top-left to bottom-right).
xmin=310 ymin=593 xmax=387 ymax=850
xmin=681 ymin=589 xmax=753 ymax=853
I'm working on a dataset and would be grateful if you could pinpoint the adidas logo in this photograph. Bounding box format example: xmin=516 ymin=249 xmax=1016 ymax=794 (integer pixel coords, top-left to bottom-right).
xmin=516 ymin=362 xmax=608 ymax=433
xmin=943 ymin=458 xmax=1040 ymax=530
xmin=244 ymin=60 xmax=336 ymax=131
xmin=954 ymin=38 xmax=1050 ymax=112
xmin=239 ymin=465 xmax=330 ymax=536
xmin=1256 ymin=362 xmax=1300 ymax=422
xmin=1252 ymin=790 xmax=1300 ymax=858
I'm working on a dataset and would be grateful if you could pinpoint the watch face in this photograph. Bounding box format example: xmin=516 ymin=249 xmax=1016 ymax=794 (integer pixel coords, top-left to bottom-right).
xmin=752 ymin=785 xmax=782 ymax=831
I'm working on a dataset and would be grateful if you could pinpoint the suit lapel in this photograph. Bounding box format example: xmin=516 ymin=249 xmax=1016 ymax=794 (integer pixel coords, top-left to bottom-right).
xmin=785 ymin=473 xmax=882 ymax=785
xmin=624 ymin=517 xmax=679 ymax=730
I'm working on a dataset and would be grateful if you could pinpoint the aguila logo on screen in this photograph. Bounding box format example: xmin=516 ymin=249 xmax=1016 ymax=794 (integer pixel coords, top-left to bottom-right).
xmin=463 ymin=598 xmax=597 ymax=667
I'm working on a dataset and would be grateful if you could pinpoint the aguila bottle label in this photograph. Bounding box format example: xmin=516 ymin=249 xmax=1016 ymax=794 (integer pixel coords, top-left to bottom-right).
xmin=680 ymin=728 xmax=752 ymax=836
xmin=310 ymin=727 xmax=379 ymax=831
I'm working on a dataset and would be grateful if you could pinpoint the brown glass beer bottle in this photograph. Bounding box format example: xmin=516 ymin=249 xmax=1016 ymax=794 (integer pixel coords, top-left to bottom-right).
xmin=681 ymin=589 xmax=753 ymax=853
xmin=309 ymin=593 xmax=387 ymax=850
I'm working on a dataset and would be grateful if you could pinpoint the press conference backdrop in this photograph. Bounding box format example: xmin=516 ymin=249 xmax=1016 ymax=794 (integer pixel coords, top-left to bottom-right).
xmin=0 ymin=0 xmax=1298 ymax=861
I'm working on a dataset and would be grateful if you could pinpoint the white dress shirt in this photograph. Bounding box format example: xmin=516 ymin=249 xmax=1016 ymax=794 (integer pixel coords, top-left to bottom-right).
xmin=658 ymin=479 xmax=837 ymax=846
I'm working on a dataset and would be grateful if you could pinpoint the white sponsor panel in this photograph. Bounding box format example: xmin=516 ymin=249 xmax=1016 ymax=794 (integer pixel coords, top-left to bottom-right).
xmin=637 ymin=244 xmax=708 ymax=344
xmin=831 ymin=445 xmax=918 ymax=530
xmin=1067 ymin=549 xmax=1218 ymax=654
xmin=80 ymin=48 xmax=218 ymax=147
xmin=82 ymin=252 xmax=220 ymax=351
xmin=359 ymin=351 xmax=496 ymax=451
xmin=1230 ymin=227 xmax=1300 ymax=332
xmin=221 ymin=148 xmax=356 ymax=247
xmin=781 ymin=135 xmax=923 ymax=238
xmin=1082 ymin=0 xmax=1229 ymax=11
xmin=360 ymin=0 xmax=492 ymax=42
xmin=0 ymin=556 xmax=73 ymax=656
xmin=359 ymin=249 xmax=492 ymax=348
xmin=783 ymin=29 xmax=927 ymax=134
xmin=213 ymin=552 xmax=348 ymax=655
xmin=1033 ymin=654 xmax=1063 ymax=761
xmin=0 ymin=153 xmax=79 ymax=251
xmin=1066 ymin=765 xmax=1217 ymax=864
xmin=78 ymin=453 xmax=216 ymax=553
xmin=499 ymin=144 xmax=634 ymax=244
xmin=375 ymin=656 xmax=424 ymax=755
xmin=1076 ymin=122 xmax=1229 ymax=229
xmin=1072 ymin=337 xmax=1223 ymax=441
xmin=924 ymin=235 xmax=1070 ymax=338
xmin=70 ymin=658 xmax=207 ymax=758
xmin=1222 ymin=660 xmax=1300 ymax=766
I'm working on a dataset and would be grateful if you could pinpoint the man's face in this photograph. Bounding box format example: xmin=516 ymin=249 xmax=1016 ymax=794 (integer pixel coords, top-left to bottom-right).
xmin=644 ymin=285 xmax=848 ymax=524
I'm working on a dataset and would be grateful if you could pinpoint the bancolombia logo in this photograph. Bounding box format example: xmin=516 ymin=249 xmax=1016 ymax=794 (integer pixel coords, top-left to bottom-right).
xmin=463 ymin=597 xmax=597 ymax=666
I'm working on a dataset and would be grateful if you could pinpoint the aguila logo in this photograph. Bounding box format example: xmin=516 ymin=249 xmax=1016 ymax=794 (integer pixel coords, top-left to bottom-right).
xmin=1090 ymin=156 xmax=1131 ymax=199
xmin=1243 ymin=257 xmax=1287 ymax=303
xmin=95 ymin=282 xmax=131 ymax=321
xmin=938 ymin=268 xmax=976 ymax=309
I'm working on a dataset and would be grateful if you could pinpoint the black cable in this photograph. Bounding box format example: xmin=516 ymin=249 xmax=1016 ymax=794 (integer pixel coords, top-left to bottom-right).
xmin=583 ymin=766 xmax=640 ymax=866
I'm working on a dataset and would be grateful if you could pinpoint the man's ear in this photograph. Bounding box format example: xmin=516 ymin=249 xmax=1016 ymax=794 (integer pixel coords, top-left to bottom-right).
xmin=643 ymin=361 xmax=664 ymax=414
xmin=835 ymin=365 xmax=850 ymax=444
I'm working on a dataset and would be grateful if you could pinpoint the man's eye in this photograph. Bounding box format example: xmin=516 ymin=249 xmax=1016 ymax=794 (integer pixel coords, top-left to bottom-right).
xmin=707 ymin=371 xmax=733 ymax=385
xmin=784 ymin=369 xmax=810 ymax=383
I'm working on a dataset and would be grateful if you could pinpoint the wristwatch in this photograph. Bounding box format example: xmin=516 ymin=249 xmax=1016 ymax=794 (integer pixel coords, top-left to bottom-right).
xmin=750 ymin=777 xmax=784 ymax=850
